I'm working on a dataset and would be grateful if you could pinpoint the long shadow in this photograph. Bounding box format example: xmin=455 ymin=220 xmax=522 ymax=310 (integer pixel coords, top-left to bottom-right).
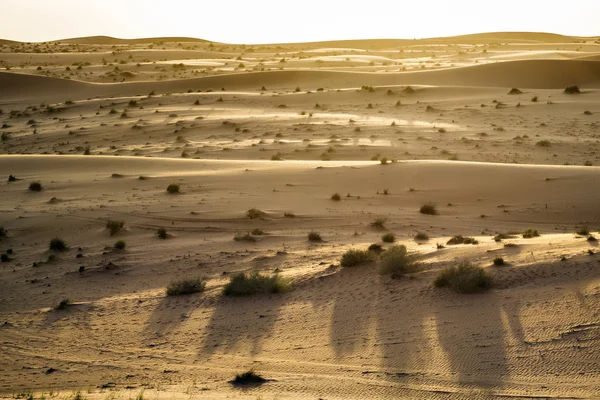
xmin=200 ymin=293 xmax=286 ymax=357
xmin=143 ymin=295 xmax=199 ymax=342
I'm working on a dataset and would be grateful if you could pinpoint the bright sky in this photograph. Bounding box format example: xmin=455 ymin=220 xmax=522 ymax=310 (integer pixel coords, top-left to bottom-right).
xmin=2 ymin=0 xmax=599 ymax=43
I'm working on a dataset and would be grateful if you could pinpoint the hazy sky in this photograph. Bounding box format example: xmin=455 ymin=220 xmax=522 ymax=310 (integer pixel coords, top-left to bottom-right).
xmin=2 ymin=0 xmax=599 ymax=43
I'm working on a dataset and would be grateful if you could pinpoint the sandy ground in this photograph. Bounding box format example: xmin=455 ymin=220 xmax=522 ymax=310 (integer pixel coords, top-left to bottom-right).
xmin=1 ymin=33 xmax=600 ymax=399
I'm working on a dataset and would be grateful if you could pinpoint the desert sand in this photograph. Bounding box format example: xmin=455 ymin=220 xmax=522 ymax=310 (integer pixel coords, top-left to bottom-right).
xmin=1 ymin=33 xmax=600 ymax=399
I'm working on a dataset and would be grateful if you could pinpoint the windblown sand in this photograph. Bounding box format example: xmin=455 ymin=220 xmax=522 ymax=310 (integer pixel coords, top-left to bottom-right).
xmin=1 ymin=33 xmax=600 ymax=399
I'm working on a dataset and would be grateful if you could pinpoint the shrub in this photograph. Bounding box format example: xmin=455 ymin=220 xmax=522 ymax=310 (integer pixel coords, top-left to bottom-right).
xmin=251 ymin=228 xmax=265 ymax=235
xmin=447 ymin=235 xmax=478 ymax=245
xmin=49 ymin=238 xmax=68 ymax=251
xmin=576 ymin=227 xmax=590 ymax=236
xmin=380 ymin=245 xmax=419 ymax=278
xmin=0 ymin=226 xmax=6 ymax=238
xmin=368 ymin=243 xmax=383 ymax=252
xmin=331 ymin=193 xmax=341 ymax=201
xmin=370 ymin=218 xmax=387 ymax=229
xmin=434 ymin=263 xmax=492 ymax=293
xmin=531 ymin=96 xmax=538 ymax=102
xmin=493 ymin=257 xmax=505 ymax=266
xmin=157 ymin=228 xmax=168 ymax=239
xmin=270 ymin=153 xmax=283 ymax=161
xmin=29 ymin=182 xmax=42 ymax=191
xmin=420 ymin=203 xmax=437 ymax=215
xmin=587 ymin=235 xmax=598 ymax=242
xmin=56 ymin=299 xmax=72 ymax=310
xmin=308 ymin=231 xmax=322 ymax=242
xmin=1 ymin=254 xmax=9 ymax=262
xmin=106 ymin=220 xmax=124 ymax=236
xmin=564 ymin=86 xmax=581 ymax=94
xmin=246 ymin=208 xmax=265 ymax=219
xmin=508 ymin=88 xmax=523 ymax=95
xmin=340 ymin=249 xmax=375 ymax=267
xmin=415 ymin=232 xmax=429 ymax=241
xmin=493 ymin=233 xmax=513 ymax=241
xmin=166 ymin=183 xmax=180 ymax=194
xmin=284 ymin=212 xmax=295 ymax=218
xmin=536 ymin=140 xmax=551 ymax=147
xmin=166 ymin=277 xmax=205 ymax=296
xmin=114 ymin=240 xmax=126 ymax=250
xmin=234 ymin=232 xmax=256 ymax=242
xmin=381 ymin=233 xmax=395 ymax=243
xmin=380 ymin=157 xmax=389 ymax=165
xmin=522 ymin=229 xmax=539 ymax=238
xmin=8 ymin=175 xmax=16 ymax=182
xmin=231 ymin=370 xmax=266 ymax=386
xmin=223 ymin=272 xmax=290 ymax=296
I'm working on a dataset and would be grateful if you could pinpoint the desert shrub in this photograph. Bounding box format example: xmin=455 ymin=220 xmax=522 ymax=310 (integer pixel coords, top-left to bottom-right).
xmin=29 ymin=182 xmax=42 ymax=192
xmin=340 ymin=249 xmax=375 ymax=267
xmin=564 ymin=86 xmax=581 ymax=94
xmin=331 ymin=193 xmax=341 ymax=201
xmin=434 ymin=263 xmax=492 ymax=293
xmin=284 ymin=212 xmax=295 ymax=218
xmin=0 ymin=226 xmax=6 ymax=238
xmin=368 ymin=243 xmax=383 ymax=252
xmin=380 ymin=245 xmax=419 ymax=278
xmin=370 ymin=218 xmax=387 ymax=229
xmin=223 ymin=272 xmax=290 ymax=296
xmin=1 ymin=254 xmax=9 ymax=262
xmin=531 ymin=96 xmax=538 ymax=102
xmin=166 ymin=277 xmax=205 ymax=296
xmin=166 ymin=183 xmax=180 ymax=194
xmin=106 ymin=220 xmax=124 ymax=236
xmin=576 ymin=227 xmax=590 ymax=236
xmin=381 ymin=233 xmax=395 ymax=243
xmin=493 ymin=233 xmax=513 ymax=241
xmin=270 ymin=153 xmax=283 ymax=161
xmin=587 ymin=235 xmax=597 ymax=242
xmin=447 ymin=235 xmax=478 ymax=245
xmin=114 ymin=240 xmax=126 ymax=250
xmin=157 ymin=228 xmax=168 ymax=239
xmin=493 ymin=257 xmax=505 ymax=266
xmin=251 ymin=228 xmax=264 ymax=235
xmin=380 ymin=157 xmax=389 ymax=165
xmin=243 ymin=208 xmax=265 ymax=220
xmin=308 ymin=231 xmax=322 ymax=242
xmin=49 ymin=238 xmax=68 ymax=251
xmin=536 ymin=140 xmax=551 ymax=147
xmin=508 ymin=88 xmax=523 ymax=95
xmin=56 ymin=299 xmax=72 ymax=310
xmin=232 ymin=369 xmax=266 ymax=386
xmin=420 ymin=203 xmax=437 ymax=215
xmin=414 ymin=232 xmax=429 ymax=241
xmin=234 ymin=232 xmax=256 ymax=242
xmin=8 ymin=175 xmax=16 ymax=182
xmin=522 ymin=229 xmax=539 ymax=238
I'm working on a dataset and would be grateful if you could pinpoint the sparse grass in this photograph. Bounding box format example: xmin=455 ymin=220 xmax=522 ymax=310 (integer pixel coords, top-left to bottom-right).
xmin=166 ymin=183 xmax=180 ymax=194
xmin=114 ymin=240 xmax=126 ymax=250
xmin=166 ymin=277 xmax=205 ymax=296
xmin=331 ymin=193 xmax=341 ymax=201
xmin=522 ymin=229 xmax=539 ymax=238
xmin=106 ymin=220 xmax=124 ymax=236
xmin=414 ymin=232 xmax=429 ymax=241
xmin=149 ymin=226 xmax=166 ymax=240
xmin=29 ymin=182 xmax=42 ymax=192
xmin=246 ymin=208 xmax=265 ymax=219
xmin=380 ymin=245 xmax=419 ymax=278
xmin=447 ymin=235 xmax=478 ymax=245
xmin=223 ymin=272 xmax=291 ymax=296
xmin=49 ymin=238 xmax=68 ymax=251
xmin=434 ymin=262 xmax=492 ymax=293
xmin=420 ymin=203 xmax=438 ymax=215
xmin=493 ymin=257 xmax=505 ymax=266
xmin=381 ymin=233 xmax=395 ymax=243
xmin=370 ymin=218 xmax=387 ymax=229
xmin=231 ymin=369 xmax=267 ymax=386
xmin=340 ymin=249 xmax=375 ymax=267
xmin=308 ymin=231 xmax=322 ymax=242
xmin=56 ymin=298 xmax=72 ymax=310
xmin=234 ymin=232 xmax=256 ymax=242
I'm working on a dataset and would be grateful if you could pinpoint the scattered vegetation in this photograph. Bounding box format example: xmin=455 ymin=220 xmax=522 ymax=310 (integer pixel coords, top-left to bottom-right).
xmin=414 ymin=232 xmax=429 ymax=241
xmin=522 ymin=229 xmax=539 ymax=238
xmin=246 ymin=208 xmax=265 ymax=219
xmin=420 ymin=203 xmax=438 ymax=215
xmin=331 ymin=193 xmax=341 ymax=201
xmin=166 ymin=277 xmax=205 ymax=296
xmin=234 ymin=232 xmax=256 ymax=242
xmin=493 ymin=257 xmax=505 ymax=266
xmin=508 ymin=88 xmax=523 ymax=95
xmin=49 ymin=238 xmax=68 ymax=252
xmin=223 ymin=272 xmax=290 ymax=296
xmin=106 ymin=220 xmax=124 ymax=236
xmin=434 ymin=263 xmax=492 ymax=293
xmin=564 ymin=85 xmax=581 ymax=94
xmin=370 ymin=218 xmax=387 ymax=229
xmin=231 ymin=369 xmax=267 ymax=386
xmin=114 ymin=240 xmax=126 ymax=250
xmin=447 ymin=235 xmax=478 ymax=245
xmin=381 ymin=233 xmax=395 ymax=243
xmin=308 ymin=231 xmax=322 ymax=242
xmin=28 ymin=182 xmax=42 ymax=192
xmin=380 ymin=245 xmax=419 ymax=278
xmin=157 ymin=228 xmax=168 ymax=239
xmin=166 ymin=183 xmax=180 ymax=194
xmin=56 ymin=298 xmax=72 ymax=310
xmin=340 ymin=249 xmax=375 ymax=267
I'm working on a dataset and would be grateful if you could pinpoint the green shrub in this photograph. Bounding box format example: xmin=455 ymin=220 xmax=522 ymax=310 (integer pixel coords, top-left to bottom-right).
xmin=576 ymin=227 xmax=590 ymax=236
xmin=434 ymin=263 xmax=491 ymax=293
xmin=106 ymin=220 xmax=124 ymax=236
xmin=114 ymin=240 xmax=126 ymax=250
xmin=308 ymin=231 xmax=322 ymax=242
xmin=420 ymin=203 xmax=437 ymax=215
xmin=447 ymin=235 xmax=478 ymax=245
xmin=522 ymin=229 xmax=539 ymax=238
xmin=223 ymin=272 xmax=290 ymax=296
xmin=368 ymin=243 xmax=383 ymax=252
xmin=251 ymin=228 xmax=265 ymax=236
xmin=157 ymin=228 xmax=168 ymax=239
xmin=29 ymin=182 xmax=42 ymax=192
xmin=166 ymin=183 xmax=180 ymax=194
xmin=493 ymin=257 xmax=505 ymax=266
xmin=246 ymin=208 xmax=265 ymax=219
xmin=414 ymin=232 xmax=429 ymax=241
xmin=381 ymin=233 xmax=395 ymax=243
xmin=231 ymin=369 xmax=266 ymax=386
xmin=166 ymin=277 xmax=205 ymax=296
xmin=380 ymin=245 xmax=419 ymax=278
xmin=340 ymin=249 xmax=375 ymax=267
xmin=49 ymin=238 xmax=68 ymax=251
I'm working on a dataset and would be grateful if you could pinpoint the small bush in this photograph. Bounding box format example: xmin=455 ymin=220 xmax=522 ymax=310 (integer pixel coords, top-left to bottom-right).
xmin=434 ymin=263 xmax=492 ymax=293
xmin=536 ymin=140 xmax=551 ymax=147
xmin=368 ymin=243 xmax=383 ymax=252
xmin=251 ymin=228 xmax=265 ymax=235
xmin=564 ymin=85 xmax=581 ymax=94
xmin=114 ymin=240 xmax=126 ymax=250
xmin=1 ymin=254 xmax=9 ymax=262
xmin=106 ymin=220 xmax=124 ymax=236
xmin=246 ymin=208 xmax=265 ymax=219
xmin=270 ymin=153 xmax=283 ymax=161
xmin=380 ymin=245 xmax=419 ymax=278
xmin=531 ymin=96 xmax=538 ymax=102
xmin=29 ymin=182 xmax=42 ymax=192
xmin=223 ymin=272 xmax=290 ymax=296
xmin=340 ymin=249 xmax=375 ymax=267
xmin=166 ymin=277 xmax=205 ymax=296
xmin=381 ymin=233 xmax=395 ymax=243
xmin=522 ymin=229 xmax=539 ymax=238
xmin=157 ymin=228 xmax=168 ymax=239
xmin=166 ymin=183 xmax=180 ymax=194
xmin=447 ymin=235 xmax=478 ymax=245
xmin=49 ymin=238 xmax=68 ymax=251
xmin=234 ymin=232 xmax=256 ymax=242
xmin=308 ymin=231 xmax=322 ymax=242
xmin=8 ymin=175 xmax=16 ymax=182
xmin=414 ymin=232 xmax=429 ymax=241
xmin=331 ymin=193 xmax=341 ymax=201
xmin=232 ymin=370 xmax=267 ymax=386
xmin=493 ymin=233 xmax=513 ymax=241
xmin=420 ymin=203 xmax=438 ymax=215
xmin=508 ymin=88 xmax=523 ymax=95
xmin=0 ymin=226 xmax=6 ymax=238
xmin=56 ymin=299 xmax=72 ymax=310
xmin=493 ymin=257 xmax=505 ymax=266
xmin=370 ymin=218 xmax=387 ymax=229
xmin=576 ymin=227 xmax=590 ymax=236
